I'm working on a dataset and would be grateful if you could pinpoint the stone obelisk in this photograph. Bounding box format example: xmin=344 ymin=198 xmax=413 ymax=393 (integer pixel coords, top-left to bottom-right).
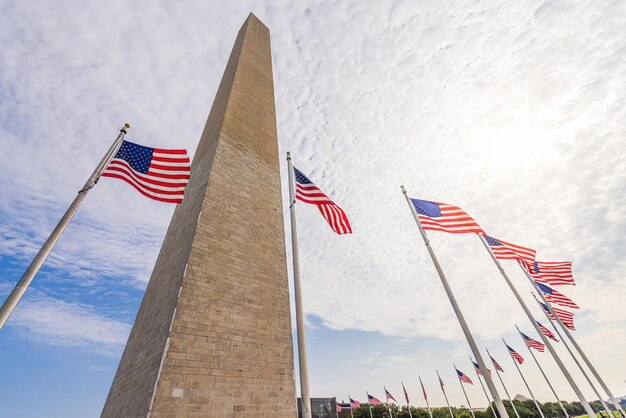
xmin=101 ymin=14 xmax=296 ymax=417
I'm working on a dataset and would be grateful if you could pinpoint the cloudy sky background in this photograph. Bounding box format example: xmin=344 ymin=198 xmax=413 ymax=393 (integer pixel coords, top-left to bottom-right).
xmin=1 ymin=0 xmax=625 ymax=417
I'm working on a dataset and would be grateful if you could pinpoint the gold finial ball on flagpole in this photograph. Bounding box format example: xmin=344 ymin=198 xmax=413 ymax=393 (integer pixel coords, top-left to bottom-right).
xmin=124 ymin=122 xmax=131 ymax=129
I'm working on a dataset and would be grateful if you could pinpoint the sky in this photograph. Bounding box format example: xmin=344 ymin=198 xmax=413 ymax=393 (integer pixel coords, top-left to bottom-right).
xmin=1 ymin=0 xmax=625 ymax=417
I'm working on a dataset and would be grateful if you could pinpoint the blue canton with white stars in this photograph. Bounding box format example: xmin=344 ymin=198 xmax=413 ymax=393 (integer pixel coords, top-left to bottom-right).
xmin=114 ymin=140 xmax=154 ymax=174
xmin=484 ymin=235 xmax=502 ymax=246
xmin=410 ymin=198 xmax=442 ymax=217
xmin=535 ymin=281 xmax=554 ymax=295
xmin=294 ymin=167 xmax=313 ymax=184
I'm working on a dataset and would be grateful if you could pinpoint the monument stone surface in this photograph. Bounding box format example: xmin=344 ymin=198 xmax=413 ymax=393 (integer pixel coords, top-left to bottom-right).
xmin=101 ymin=14 xmax=297 ymax=418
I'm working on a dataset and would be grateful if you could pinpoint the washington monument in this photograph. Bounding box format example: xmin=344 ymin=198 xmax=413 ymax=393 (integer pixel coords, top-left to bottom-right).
xmin=102 ymin=14 xmax=297 ymax=417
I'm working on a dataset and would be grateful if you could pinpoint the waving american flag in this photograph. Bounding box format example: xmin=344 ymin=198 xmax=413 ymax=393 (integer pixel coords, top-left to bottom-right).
xmin=536 ymin=282 xmax=579 ymax=309
xmin=102 ymin=140 xmax=190 ymax=204
xmin=531 ymin=261 xmax=575 ymax=286
xmin=537 ymin=321 xmax=559 ymax=342
xmin=506 ymin=343 xmax=525 ymax=364
xmin=456 ymin=368 xmax=473 ymax=384
xmin=410 ymin=198 xmax=485 ymax=234
xmin=472 ymin=360 xmax=491 ymax=376
xmin=540 ymin=301 xmax=576 ymax=330
xmin=520 ymin=331 xmax=545 ymax=352
xmin=293 ymin=167 xmax=352 ymax=235
xmin=489 ymin=355 xmax=504 ymax=372
xmin=484 ymin=235 xmax=536 ymax=264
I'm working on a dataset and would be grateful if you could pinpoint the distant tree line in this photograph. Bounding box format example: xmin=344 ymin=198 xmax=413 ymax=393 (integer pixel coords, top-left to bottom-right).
xmin=337 ymin=399 xmax=620 ymax=418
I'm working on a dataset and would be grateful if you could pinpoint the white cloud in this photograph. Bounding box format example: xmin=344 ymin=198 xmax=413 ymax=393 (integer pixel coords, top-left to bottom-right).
xmin=8 ymin=293 xmax=131 ymax=356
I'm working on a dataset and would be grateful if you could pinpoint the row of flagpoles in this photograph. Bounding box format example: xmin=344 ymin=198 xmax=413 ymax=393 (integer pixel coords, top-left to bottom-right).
xmin=0 ymin=126 xmax=621 ymax=418
xmin=336 ymin=326 xmax=614 ymax=418
xmin=285 ymin=153 xmax=624 ymax=418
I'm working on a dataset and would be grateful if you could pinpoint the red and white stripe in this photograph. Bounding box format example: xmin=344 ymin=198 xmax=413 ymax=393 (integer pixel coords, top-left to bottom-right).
xmin=509 ymin=349 xmax=524 ymax=364
xmin=490 ymin=356 xmax=504 ymax=372
xmin=488 ymin=237 xmax=536 ymax=264
xmin=418 ymin=203 xmax=485 ymax=235
xmin=534 ymin=261 xmax=575 ymax=286
xmin=457 ymin=371 xmax=473 ymax=384
xmin=537 ymin=322 xmax=559 ymax=342
xmin=295 ymin=178 xmax=351 ymax=235
xmin=543 ymin=288 xmax=579 ymax=310
xmin=102 ymin=148 xmax=190 ymax=204
xmin=547 ymin=306 xmax=576 ymax=330
xmin=524 ymin=335 xmax=545 ymax=352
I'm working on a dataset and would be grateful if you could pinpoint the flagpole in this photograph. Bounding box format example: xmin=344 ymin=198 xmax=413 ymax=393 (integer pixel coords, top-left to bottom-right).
xmin=384 ymin=386 xmax=394 ymax=418
xmin=477 ymin=236 xmax=596 ymax=418
xmin=366 ymin=391 xmax=374 ymax=418
xmin=420 ymin=375 xmax=434 ymax=418
xmin=401 ymin=186 xmax=509 ymax=418
xmin=471 ymin=357 xmax=498 ymax=418
xmin=503 ymin=339 xmax=546 ymax=418
xmin=516 ymin=326 xmax=570 ymax=418
xmin=0 ymin=123 xmax=130 ymax=331
xmin=486 ymin=348 xmax=521 ymax=418
xmin=347 ymin=396 xmax=353 ymax=418
xmin=286 ymin=152 xmax=312 ymax=418
xmin=455 ymin=364 xmax=476 ymax=418
xmin=403 ymin=382 xmax=414 ymax=418
xmin=438 ymin=370 xmax=456 ymax=418
xmin=521 ymin=264 xmax=625 ymax=417
xmin=532 ymin=294 xmax=613 ymax=418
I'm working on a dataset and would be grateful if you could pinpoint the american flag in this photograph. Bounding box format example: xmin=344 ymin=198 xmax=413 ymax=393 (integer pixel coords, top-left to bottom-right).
xmin=385 ymin=387 xmax=397 ymax=402
xmin=367 ymin=393 xmax=381 ymax=405
xmin=472 ymin=360 xmax=491 ymax=376
xmin=438 ymin=374 xmax=445 ymax=391
xmin=102 ymin=140 xmax=190 ymax=204
xmin=456 ymin=368 xmax=473 ymax=384
xmin=535 ymin=282 xmax=579 ymax=309
xmin=349 ymin=397 xmax=360 ymax=408
xmin=410 ymin=198 xmax=485 ymax=234
xmin=537 ymin=321 xmax=559 ymax=342
xmin=490 ymin=355 xmax=504 ymax=372
xmin=337 ymin=402 xmax=350 ymax=411
xmin=531 ymin=261 xmax=575 ymax=286
xmin=293 ymin=167 xmax=352 ymax=235
xmin=541 ymin=302 xmax=576 ymax=330
xmin=420 ymin=377 xmax=428 ymax=400
xmin=521 ymin=331 xmax=545 ymax=352
xmin=484 ymin=235 xmax=536 ymax=264
xmin=506 ymin=344 xmax=525 ymax=364
xmin=402 ymin=382 xmax=410 ymax=404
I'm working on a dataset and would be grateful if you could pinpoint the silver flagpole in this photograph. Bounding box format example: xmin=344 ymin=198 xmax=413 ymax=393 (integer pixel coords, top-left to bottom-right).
xmin=503 ymin=339 xmax=546 ymax=418
xmin=0 ymin=123 xmax=130 ymax=331
xmin=516 ymin=326 xmax=570 ymax=418
xmin=286 ymin=152 xmax=312 ymax=418
xmin=455 ymin=364 xmax=476 ymax=418
xmin=486 ymin=348 xmax=521 ymax=418
xmin=520 ymin=264 xmax=625 ymax=418
xmin=384 ymin=386 xmax=394 ymax=418
xmin=420 ymin=375 xmax=434 ymax=418
xmin=478 ymin=236 xmax=596 ymax=418
xmin=403 ymin=382 xmax=413 ymax=418
xmin=438 ymin=369 xmax=456 ymax=418
xmin=471 ymin=357 xmax=498 ymax=417
xmin=401 ymin=186 xmax=509 ymax=418
xmin=366 ymin=391 xmax=374 ymax=418
xmin=348 ymin=395 xmax=354 ymax=418
xmin=532 ymin=293 xmax=613 ymax=418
